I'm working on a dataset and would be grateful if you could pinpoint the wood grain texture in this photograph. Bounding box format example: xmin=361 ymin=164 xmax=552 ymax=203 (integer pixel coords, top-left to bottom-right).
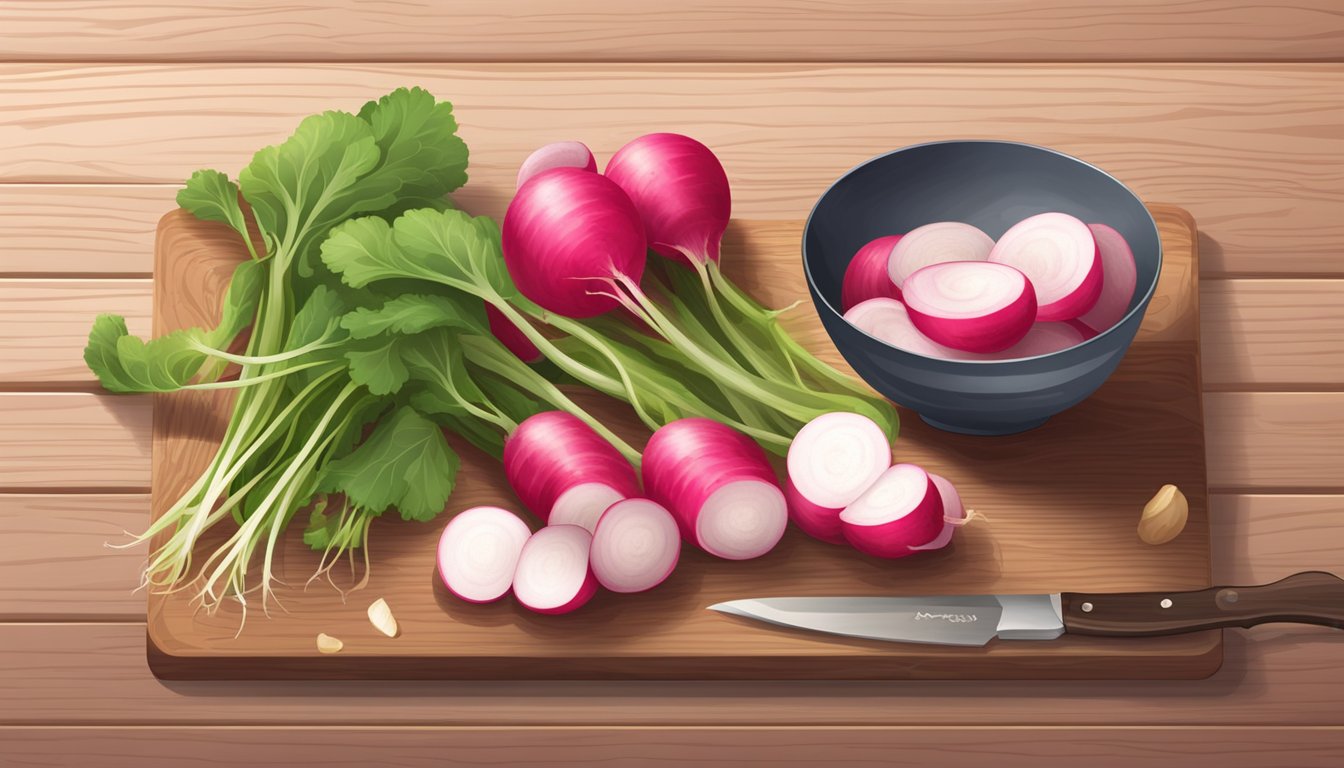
xmin=0 ymin=495 xmax=147 ymax=620
xmin=0 ymin=185 xmax=172 ymax=277
xmin=0 ymin=280 xmax=150 ymax=387
xmin=1206 ymin=393 xmax=1344 ymax=491
xmin=4 ymin=727 xmax=1344 ymax=768
xmin=0 ymin=64 xmax=1340 ymax=275
xmin=2 ymin=1 xmax=1341 ymax=62
xmin=1202 ymin=281 xmax=1344 ymax=388
xmin=140 ymin=207 xmax=1214 ymax=681
xmin=0 ymin=393 xmax=150 ymax=491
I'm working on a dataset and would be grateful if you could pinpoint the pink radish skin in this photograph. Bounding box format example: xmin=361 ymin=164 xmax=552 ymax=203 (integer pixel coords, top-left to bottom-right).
xmin=787 ymin=411 xmax=890 ymax=515
xmin=910 ymin=474 xmax=966 ymax=552
xmin=887 ymin=222 xmax=994 ymax=292
xmin=485 ymin=304 xmax=542 ymax=363
xmin=516 ymin=141 xmax=597 ymax=189
xmin=512 ymin=525 xmax=599 ymax=614
xmin=989 ymin=212 xmax=1101 ymax=322
xmin=843 ymin=298 xmax=973 ymax=360
xmin=785 ymin=477 xmax=846 ymax=545
xmin=902 ymin=261 xmax=1037 ymax=353
xmin=503 ymin=411 xmax=640 ymax=532
xmin=590 ymin=498 xmax=681 ymax=593
xmin=437 ymin=506 xmax=532 ymax=604
xmin=840 ymin=464 xmax=945 ymax=559
xmin=604 ymin=133 xmax=731 ymax=266
xmin=841 ymin=235 xmax=902 ymax=311
xmin=1077 ymin=223 xmax=1138 ymax=333
xmin=502 ymin=167 xmax=648 ymax=318
xmin=642 ymin=417 xmax=787 ymax=560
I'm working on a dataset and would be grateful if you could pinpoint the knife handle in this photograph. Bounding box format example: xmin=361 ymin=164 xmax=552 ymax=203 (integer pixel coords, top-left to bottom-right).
xmin=1061 ymin=571 xmax=1344 ymax=637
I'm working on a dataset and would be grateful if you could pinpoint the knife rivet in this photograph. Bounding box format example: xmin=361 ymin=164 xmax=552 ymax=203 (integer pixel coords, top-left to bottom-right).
xmin=1081 ymin=602 xmax=1093 ymax=612
xmin=1160 ymin=598 xmax=1173 ymax=609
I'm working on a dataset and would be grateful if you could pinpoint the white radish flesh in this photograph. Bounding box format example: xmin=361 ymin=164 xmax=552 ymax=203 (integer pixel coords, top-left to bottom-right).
xmin=981 ymin=321 xmax=1088 ymax=360
xmin=590 ymin=498 xmax=681 ymax=593
xmin=516 ymin=141 xmax=597 ymax=189
xmin=1077 ymin=223 xmax=1138 ymax=333
xmin=902 ymin=261 xmax=1037 ymax=353
xmin=909 ymin=473 xmax=965 ymax=552
xmin=549 ymin=482 xmax=629 ymax=534
xmin=989 ymin=212 xmax=1101 ymax=322
xmin=841 ymin=235 xmax=902 ymax=311
xmin=843 ymin=298 xmax=973 ymax=360
xmin=504 ymin=411 xmax=640 ymax=531
xmin=437 ymin=506 xmax=532 ymax=604
xmin=840 ymin=463 xmax=945 ymax=559
xmin=512 ymin=525 xmax=599 ymax=614
xmin=887 ymin=222 xmax=994 ymax=291
xmin=787 ymin=412 xmax=891 ymax=509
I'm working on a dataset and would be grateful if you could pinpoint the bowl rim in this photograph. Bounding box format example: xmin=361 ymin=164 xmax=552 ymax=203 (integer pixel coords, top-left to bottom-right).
xmin=801 ymin=138 xmax=1164 ymax=365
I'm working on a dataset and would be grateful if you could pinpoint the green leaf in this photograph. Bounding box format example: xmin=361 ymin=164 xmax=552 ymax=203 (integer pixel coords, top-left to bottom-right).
xmin=393 ymin=208 xmax=515 ymax=298
xmin=340 ymin=293 xmax=485 ymax=340
xmin=319 ymin=407 xmax=458 ymax=522
xmin=345 ymin=336 xmax=411 ymax=396
xmin=177 ymin=169 xmax=249 ymax=240
xmin=357 ymin=87 xmax=469 ymax=205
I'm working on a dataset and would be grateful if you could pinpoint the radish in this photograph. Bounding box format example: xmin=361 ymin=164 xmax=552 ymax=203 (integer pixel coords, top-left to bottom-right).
xmin=1077 ymin=223 xmax=1138 ymax=333
xmin=910 ymin=473 xmax=966 ymax=552
xmin=512 ymin=524 xmax=599 ymax=614
xmin=902 ymin=261 xmax=1037 ymax=353
xmin=642 ymin=417 xmax=787 ymax=560
xmin=843 ymin=298 xmax=973 ymax=359
xmin=841 ymin=235 xmax=902 ymax=311
xmin=503 ymin=167 xmax=647 ymax=318
xmin=436 ymin=506 xmax=532 ymax=604
xmin=485 ymin=304 xmax=542 ymax=363
xmin=785 ymin=412 xmax=890 ymax=543
xmin=840 ymin=463 xmax=945 ymax=559
xmin=887 ymin=222 xmax=994 ymax=292
xmin=989 ymin=212 xmax=1101 ymax=322
xmin=590 ymin=498 xmax=681 ymax=593
xmin=516 ymin=141 xmax=597 ymax=189
xmin=604 ymin=132 xmax=731 ymax=266
xmin=982 ymin=321 xmax=1089 ymax=360
xmin=504 ymin=411 xmax=640 ymax=532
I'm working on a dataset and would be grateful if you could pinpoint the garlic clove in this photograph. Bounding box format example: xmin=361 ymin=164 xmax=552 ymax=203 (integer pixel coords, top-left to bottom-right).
xmin=367 ymin=597 xmax=399 ymax=638
xmin=1138 ymin=483 xmax=1189 ymax=545
xmin=316 ymin=633 xmax=344 ymax=654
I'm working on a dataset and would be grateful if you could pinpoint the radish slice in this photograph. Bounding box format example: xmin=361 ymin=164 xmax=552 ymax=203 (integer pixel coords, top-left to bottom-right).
xmin=981 ymin=321 xmax=1088 ymax=360
xmin=887 ymin=222 xmax=994 ymax=291
xmin=784 ymin=477 xmax=846 ymax=545
xmin=516 ymin=141 xmax=597 ymax=189
xmin=840 ymin=463 xmax=945 ymax=559
xmin=512 ymin=525 xmax=599 ymax=614
xmin=485 ymin=304 xmax=542 ymax=363
xmin=989 ymin=212 xmax=1101 ymax=322
xmin=590 ymin=498 xmax=681 ymax=593
xmin=841 ymin=235 xmax=902 ymax=311
xmin=910 ymin=473 xmax=965 ymax=552
xmin=504 ymin=411 xmax=640 ymax=531
xmin=1077 ymin=223 xmax=1138 ymax=333
xmin=902 ymin=261 xmax=1037 ymax=353
xmin=437 ymin=506 xmax=533 ymax=604
xmin=843 ymin=298 xmax=974 ymax=360
xmin=642 ymin=417 xmax=787 ymax=560
xmin=787 ymin=412 xmax=890 ymax=509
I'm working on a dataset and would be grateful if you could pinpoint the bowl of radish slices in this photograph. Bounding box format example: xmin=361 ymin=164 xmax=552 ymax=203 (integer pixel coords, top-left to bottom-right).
xmin=803 ymin=140 xmax=1161 ymax=435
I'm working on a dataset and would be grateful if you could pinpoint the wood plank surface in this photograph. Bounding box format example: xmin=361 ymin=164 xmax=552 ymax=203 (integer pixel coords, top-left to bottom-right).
xmin=0 ymin=495 xmax=147 ymax=620
xmin=0 ymin=393 xmax=150 ymax=491
xmin=0 ymin=65 xmax=1339 ymax=276
xmin=2 ymin=1 xmax=1341 ymax=63
xmin=0 ymin=185 xmax=172 ymax=277
xmin=1205 ymin=393 xmax=1344 ymax=491
xmin=3 ymin=726 xmax=1344 ymax=768
xmin=0 ymin=280 xmax=150 ymax=387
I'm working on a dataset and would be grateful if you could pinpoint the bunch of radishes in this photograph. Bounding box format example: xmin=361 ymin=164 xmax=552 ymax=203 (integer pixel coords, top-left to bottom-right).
xmin=841 ymin=213 xmax=1137 ymax=359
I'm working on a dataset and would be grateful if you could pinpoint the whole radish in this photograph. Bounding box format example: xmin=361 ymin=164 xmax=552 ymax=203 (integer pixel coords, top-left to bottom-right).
xmin=485 ymin=304 xmax=541 ymax=363
xmin=902 ymin=261 xmax=1037 ymax=353
xmin=841 ymin=235 xmax=903 ymax=311
xmin=516 ymin=141 xmax=597 ymax=189
xmin=989 ymin=212 xmax=1101 ymax=322
xmin=504 ymin=411 xmax=640 ymax=532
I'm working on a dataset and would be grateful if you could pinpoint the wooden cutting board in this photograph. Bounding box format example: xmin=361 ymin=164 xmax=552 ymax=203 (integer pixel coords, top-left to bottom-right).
xmin=147 ymin=205 xmax=1214 ymax=680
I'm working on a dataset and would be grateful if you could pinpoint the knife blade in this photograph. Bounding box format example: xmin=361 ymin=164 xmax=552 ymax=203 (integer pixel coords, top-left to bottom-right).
xmin=708 ymin=571 xmax=1344 ymax=646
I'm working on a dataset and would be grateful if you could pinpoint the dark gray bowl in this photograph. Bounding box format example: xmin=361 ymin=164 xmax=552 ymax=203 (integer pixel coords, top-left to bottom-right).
xmin=802 ymin=140 xmax=1161 ymax=435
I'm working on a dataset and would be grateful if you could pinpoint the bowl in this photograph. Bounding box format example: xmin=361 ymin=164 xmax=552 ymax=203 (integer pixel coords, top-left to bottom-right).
xmin=802 ymin=140 xmax=1162 ymax=435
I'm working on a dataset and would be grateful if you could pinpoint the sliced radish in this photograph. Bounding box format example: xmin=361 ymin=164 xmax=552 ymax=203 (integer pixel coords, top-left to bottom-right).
xmin=840 ymin=463 xmax=945 ymax=559
xmin=437 ymin=506 xmax=533 ymax=604
xmin=516 ymin=141 xmax=597 ymax=189
xmin=590 ymin=498 xmax=681 ymax=593
xmin=785 ymin=413 xmax=890 ymax=543
xmin=512 ymin=524 xmax=599 ymax=614
xmin=989 ymin=212 xmax=1101 ymax=322
xmin=887 ymin=222 xmax=994 ymax=292
xmin=485 ymin=304 xmax=542 ymax=363
xmin=981 ymin=321 xmax=1088 ymax=360
xmin=1077 ymin=223 xmax=1138 ymax=333
xmin=504 ymin=411 xmax=640 ymax=532
xmin=902 ymin=261 xmax=1037 ymax=353
xmin=841 ymin=235 xmax=902 ymax=311
xmin=910 ymin=473 xmax=966 ymax=552
xmin=843 ymin=298 xmax=973 ymax=360
xmin=642 ymin=417 xmax=787 ymax=560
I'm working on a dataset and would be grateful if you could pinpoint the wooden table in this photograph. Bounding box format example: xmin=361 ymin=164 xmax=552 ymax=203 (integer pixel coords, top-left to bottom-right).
xmin=1 ymin=3 xmax=1341 ymax=765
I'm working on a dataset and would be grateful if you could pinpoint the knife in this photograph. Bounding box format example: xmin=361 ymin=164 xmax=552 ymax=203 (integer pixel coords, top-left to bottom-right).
xmin=708 ymin=571 xmax=1344 ymax=646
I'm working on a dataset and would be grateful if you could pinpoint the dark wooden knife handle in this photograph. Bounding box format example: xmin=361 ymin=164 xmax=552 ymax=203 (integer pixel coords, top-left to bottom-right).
xmin=1061 ymin=571 xmax=1344 ymax=637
